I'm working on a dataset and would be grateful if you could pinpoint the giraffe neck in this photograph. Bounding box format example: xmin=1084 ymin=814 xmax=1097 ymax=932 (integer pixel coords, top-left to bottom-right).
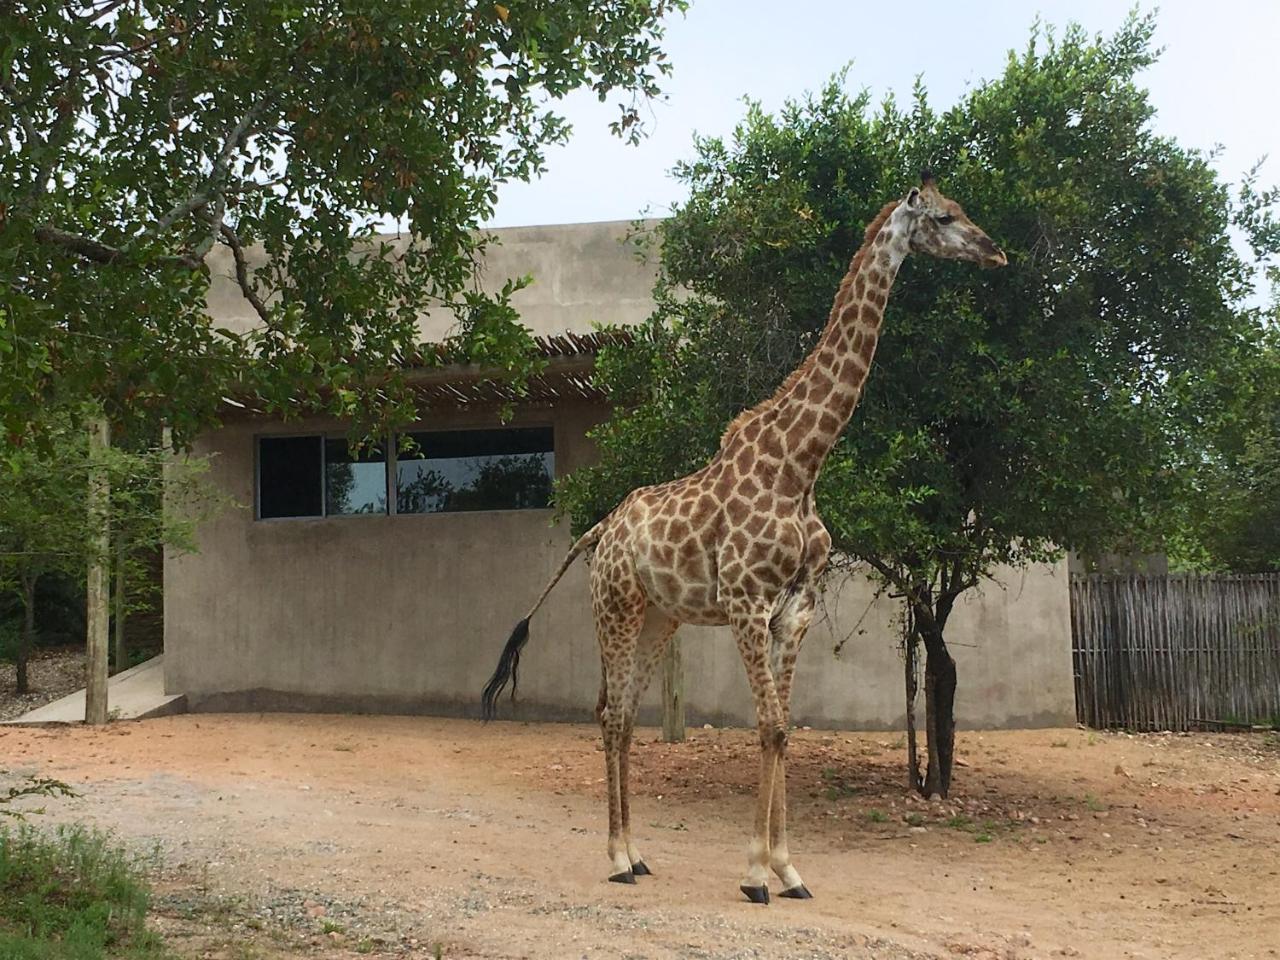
xmin=764 ymin=201 xmax=910 ymax=491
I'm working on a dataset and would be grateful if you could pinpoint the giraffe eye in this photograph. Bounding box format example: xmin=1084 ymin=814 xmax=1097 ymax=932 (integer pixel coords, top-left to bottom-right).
xmin=935 ymin=214 xmax=955 ymax=225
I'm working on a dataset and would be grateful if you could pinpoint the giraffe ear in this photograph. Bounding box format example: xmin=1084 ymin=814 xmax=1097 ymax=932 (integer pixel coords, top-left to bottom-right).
xmin=906 ymin=187 xmax=921 ymax=208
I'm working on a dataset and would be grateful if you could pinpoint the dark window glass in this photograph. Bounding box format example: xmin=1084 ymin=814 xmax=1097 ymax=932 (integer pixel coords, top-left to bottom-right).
xmin=259 ymin=436 xmax=323 ymax=518
xmin=396 ymin=427 xmax=554 ymax=514
xmin=324 ymin=439 xmax=388 ymax=516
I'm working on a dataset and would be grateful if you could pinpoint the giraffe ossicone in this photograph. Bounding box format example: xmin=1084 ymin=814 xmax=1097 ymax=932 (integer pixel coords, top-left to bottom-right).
xmin=482 ymin=173 xmax=1006 ymax=902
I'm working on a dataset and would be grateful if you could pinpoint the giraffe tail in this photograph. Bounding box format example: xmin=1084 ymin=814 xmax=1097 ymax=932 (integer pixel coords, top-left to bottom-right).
xmin=480 ymin=522 xmax=605 ymax=721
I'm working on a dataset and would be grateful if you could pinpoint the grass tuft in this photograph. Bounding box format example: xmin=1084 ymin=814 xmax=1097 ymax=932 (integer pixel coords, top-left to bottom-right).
xmin=0 ymin=823 xmax=171 ymax=959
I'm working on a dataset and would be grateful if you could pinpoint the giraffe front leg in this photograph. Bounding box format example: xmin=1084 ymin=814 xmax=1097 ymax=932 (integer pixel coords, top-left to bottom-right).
xmin=770 ymin=584 xmax=816 ymax=900
xmin=741 ymin=721 xmax=783 ymax=903
xmin=731 ymin=607 xmax=785 ymax=904
xmin=768 ymin=755 xmax=810 ymax=898
xmin=619 ymin=724 xmax=651 ymax=875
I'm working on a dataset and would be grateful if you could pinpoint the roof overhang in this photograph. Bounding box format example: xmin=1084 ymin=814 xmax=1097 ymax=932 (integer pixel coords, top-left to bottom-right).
xmin=218 ymin=330 xmax=633 ymax=416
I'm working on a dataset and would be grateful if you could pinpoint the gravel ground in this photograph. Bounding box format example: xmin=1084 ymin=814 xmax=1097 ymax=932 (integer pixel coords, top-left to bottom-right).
xmin=2 ymin=716 xmax=1277 ymax=959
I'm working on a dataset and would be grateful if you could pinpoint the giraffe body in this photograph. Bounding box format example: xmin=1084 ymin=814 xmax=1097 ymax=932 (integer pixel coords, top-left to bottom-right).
xmin=482 ymin=175 xmax=1006 ymax=900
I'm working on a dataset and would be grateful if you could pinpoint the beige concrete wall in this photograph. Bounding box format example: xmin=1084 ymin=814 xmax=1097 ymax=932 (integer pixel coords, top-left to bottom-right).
xmin=204 ymin=220 xmax=659 ymax=340
xmin=175 ymin=220 xmax=1076 ymax=729
xmin=166 ymin=404 xmax=1075 ymax=729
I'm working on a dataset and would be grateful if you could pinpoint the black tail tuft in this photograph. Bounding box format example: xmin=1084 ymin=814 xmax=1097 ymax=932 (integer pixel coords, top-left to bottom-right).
xmin=481 ymin=617 xmax=530 ymax=721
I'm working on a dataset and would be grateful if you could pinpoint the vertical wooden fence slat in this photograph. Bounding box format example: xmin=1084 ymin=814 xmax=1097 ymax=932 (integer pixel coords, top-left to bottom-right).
xmin=1071 ymin=572 xmax=1280 ymax=730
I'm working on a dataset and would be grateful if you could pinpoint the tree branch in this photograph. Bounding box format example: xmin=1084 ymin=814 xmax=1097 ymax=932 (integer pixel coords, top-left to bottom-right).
xmin=863 ymin=555 xmax=944 ymax=638
xmin=33 ymin=224 xmax=204 ymax=269
xmin=219 ymin=223 xmax=269 ymax=324
xmin=0 ymin=77 xmax=41 ymax=153
xmin=144 ymin=100 xmax=266 ymax=242
xmin=33 ymin=224 xmax=124 ymax=264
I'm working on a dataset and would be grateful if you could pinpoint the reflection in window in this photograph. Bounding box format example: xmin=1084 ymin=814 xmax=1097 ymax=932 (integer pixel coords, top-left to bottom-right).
xmin=324 ymin=439 xmax=388 ymax=516
xmin=396 ymin=428 xmax=554 ymax=513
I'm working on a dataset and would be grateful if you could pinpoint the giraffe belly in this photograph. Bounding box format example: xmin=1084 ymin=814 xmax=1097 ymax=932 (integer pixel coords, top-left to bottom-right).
xmin=635 ymin=560 xmax=729 ymax=626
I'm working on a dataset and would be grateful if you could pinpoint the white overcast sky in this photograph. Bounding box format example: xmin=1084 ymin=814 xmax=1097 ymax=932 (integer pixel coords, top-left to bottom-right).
xmin=488 ymin=0 xmax=1280 ymax=229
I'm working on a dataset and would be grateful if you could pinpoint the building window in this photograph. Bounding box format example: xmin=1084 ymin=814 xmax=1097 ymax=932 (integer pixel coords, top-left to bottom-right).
xmin=258 ymin=435 xmax=323 ymax=519
xmin=257 ymin=435 xmax=388 ymax=519
xmin=395 ymin=427 xmax=554 ymax=514
xmin=257 ymin=428 xmax=553 ymax=519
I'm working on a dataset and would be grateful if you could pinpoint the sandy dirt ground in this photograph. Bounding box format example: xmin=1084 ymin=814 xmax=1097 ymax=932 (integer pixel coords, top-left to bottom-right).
xmin=1 ymin=715 xmax=1278 ymax=960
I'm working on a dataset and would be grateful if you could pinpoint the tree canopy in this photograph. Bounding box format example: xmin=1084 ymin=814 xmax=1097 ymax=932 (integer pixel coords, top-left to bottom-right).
xmin=556 ymin=14 xmax=1279 ymax=794
xmin=1 ymin=0 xmax=686 ymax=448
xmin=1174 ymin=326 xmax=1280 ymax=572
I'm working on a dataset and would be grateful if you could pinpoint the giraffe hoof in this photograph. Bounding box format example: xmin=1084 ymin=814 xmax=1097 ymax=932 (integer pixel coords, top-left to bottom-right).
xmin=609 ymin=871 xmax=637 ymax=885
xmin=739 ymin=884 xmax=770 ymax=904
xmin=631 ymin=860 xmax=652 ymax=876
xmin=779 ymin=884 xmax=813 ymax=900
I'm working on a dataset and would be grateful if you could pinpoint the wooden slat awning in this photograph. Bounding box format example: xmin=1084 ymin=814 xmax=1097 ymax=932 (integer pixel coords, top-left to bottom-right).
xmin=219 ymin=329 xmax=634 ymax=415
xmin=404 ymin=330 xmax=633 ymax=406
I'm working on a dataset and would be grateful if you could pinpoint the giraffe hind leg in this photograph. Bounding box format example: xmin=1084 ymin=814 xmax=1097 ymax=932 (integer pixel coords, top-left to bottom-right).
xmin=619 ymin=607 xmax=679 ymax=878
xmin=598 ymin=604 xmax=678 ymax=884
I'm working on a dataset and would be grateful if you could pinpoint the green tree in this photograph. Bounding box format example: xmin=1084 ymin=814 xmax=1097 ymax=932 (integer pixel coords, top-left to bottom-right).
xmin=1173 ymin=324 xmax=1280 ymax=572
xmin=557 ymin=15 xmax=1278 ymax=796
xmin=0 ymin=411 xmax=218 ymax=696
xmin=0 ymin=0 xmax=686 ymax=448
xmin=2 ymin=0 xmax=684 ymax=718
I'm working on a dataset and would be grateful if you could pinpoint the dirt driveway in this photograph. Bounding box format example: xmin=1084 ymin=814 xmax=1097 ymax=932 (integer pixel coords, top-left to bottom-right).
xmin=2 ymin=715 xmax=1278 ymax=960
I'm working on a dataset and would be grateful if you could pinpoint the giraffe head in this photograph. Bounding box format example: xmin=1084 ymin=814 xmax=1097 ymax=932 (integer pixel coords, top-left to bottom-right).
xmin=903 ymin=170 xmax=1007 ymax=269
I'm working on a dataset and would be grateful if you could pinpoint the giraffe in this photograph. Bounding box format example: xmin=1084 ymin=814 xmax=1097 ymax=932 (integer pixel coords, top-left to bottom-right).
xmin=482 ymin=172 xmax=1006 ymax=903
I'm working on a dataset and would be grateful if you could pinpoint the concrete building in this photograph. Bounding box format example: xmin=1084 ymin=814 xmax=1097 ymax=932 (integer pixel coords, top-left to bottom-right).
xmin=165 ymin=221 xmax=1076 ymax=730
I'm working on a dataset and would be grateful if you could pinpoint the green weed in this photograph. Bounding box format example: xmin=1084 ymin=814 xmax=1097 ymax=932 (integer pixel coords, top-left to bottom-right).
xmin=0 ymin=823 xmax=172 ymax=959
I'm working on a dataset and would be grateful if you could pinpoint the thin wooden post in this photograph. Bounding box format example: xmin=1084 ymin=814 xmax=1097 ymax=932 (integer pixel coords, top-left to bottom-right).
xmin=85 ymin=416 xmax=111 ymax=725
xmin=660 ymin=635 xmax=685 ymax=743
xmin=112 ymin=531 xmax=126 ymax=675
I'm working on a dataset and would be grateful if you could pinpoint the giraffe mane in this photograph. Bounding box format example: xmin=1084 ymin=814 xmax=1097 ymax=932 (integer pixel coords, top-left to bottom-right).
xmin=718 ymin=199 xmax=901 ymax=448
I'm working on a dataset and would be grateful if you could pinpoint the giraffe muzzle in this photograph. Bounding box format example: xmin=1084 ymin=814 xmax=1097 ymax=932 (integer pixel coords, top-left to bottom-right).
xmin=983 ymin=247 xmax=1008 ymax=269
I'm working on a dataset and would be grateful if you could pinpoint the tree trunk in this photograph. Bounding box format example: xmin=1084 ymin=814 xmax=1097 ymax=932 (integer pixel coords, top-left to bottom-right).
xmin=17 ymin=575 xmax=37 ymax=695
xmin=661 ymin=635 xmax=685 ymax=743
xmin=112 ymin=531 xmax=126 ymax=675
xmin=903 ymin=621 xmax=923 ymax=795
xmin=921 ymin=625 xmax=957 ymax=799
xmin=85 ymin=416 xmax=111 ymax=725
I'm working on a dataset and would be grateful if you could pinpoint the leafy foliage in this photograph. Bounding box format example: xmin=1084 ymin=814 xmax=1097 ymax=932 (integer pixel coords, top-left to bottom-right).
xmin=1173 ymin=326 xmax=1280 ymax=571
xmin=1 ymin=0 xmax=686 ymax=448
xmin=0 ymin=409 xmax=222 ymax=689
xmin=560 ymin=13 xmax=1275 ymax=586
xmin=0 ymin=775 xmax=78 ymax=822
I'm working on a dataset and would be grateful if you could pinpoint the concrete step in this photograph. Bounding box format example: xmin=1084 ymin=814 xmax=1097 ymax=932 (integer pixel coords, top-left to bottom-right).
xmin=2 ymin=655 xmax=186 ymax=725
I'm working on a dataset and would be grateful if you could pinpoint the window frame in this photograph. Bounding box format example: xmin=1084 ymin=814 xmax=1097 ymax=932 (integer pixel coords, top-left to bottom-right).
xmin=254 ymin=422 xmax=557 ymax=521
xmin=254 ymin=431 xmax=392 ymax=521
